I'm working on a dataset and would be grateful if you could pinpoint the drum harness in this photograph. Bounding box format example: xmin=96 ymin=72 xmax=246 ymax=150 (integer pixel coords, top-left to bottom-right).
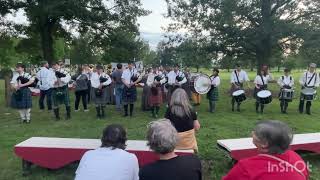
xmin=304 ymin=72 xmax=317 ymax=100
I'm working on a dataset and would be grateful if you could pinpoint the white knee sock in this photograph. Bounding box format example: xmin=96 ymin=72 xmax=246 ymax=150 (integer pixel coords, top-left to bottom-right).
xmin=18 ymin=110 xmax=26 ymax=120
xmin=25 ymin=109 xmax=31 ymax=121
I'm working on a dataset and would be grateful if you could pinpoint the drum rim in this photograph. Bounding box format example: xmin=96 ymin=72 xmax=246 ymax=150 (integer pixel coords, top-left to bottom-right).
xmin=193 ymin=74 xmax=211 ymax=94
xmin=257 ymin=90 xmax=272 ymax=97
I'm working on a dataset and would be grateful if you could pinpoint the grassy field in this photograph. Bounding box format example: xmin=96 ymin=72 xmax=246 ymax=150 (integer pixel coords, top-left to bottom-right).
xmin=0 ymin=70 xmax=320 ymax=180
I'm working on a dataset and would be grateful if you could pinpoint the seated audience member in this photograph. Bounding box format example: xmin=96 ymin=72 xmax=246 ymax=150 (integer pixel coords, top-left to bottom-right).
xmin=223 ymin=120 xmax=309 ymax=180
xmin=139 ymin=119 xmax=202 ymax=180
xmin=165 ymin=88 xmax=201 ymax=151
xmin=75 ymin=124 xmax=139 ymax=180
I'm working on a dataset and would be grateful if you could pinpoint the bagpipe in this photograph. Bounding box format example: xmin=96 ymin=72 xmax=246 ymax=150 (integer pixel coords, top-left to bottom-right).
xmin=95 ymin=75 xmax=110 ymax=97
xmin=55 ymin=70 xmax=67 ymax=78
xmin=16 ymin=74 xmax=38 ymax=88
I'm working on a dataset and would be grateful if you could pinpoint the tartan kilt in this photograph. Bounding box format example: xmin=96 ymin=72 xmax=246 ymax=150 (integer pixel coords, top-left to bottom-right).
xmin=207 ymin=87 xmax=219 ymax=101
xmin=52 ymin=86 xmax=70 ymax=106
xmin=122 ymin=86 xmax=137 ymax=104
xmin=10 ymin=87 xmax=32 ymax=109
xmin=92 ymin=88 xmax=109 ymax=105
xmin=149 ymin=87 xmax=163 ymax=106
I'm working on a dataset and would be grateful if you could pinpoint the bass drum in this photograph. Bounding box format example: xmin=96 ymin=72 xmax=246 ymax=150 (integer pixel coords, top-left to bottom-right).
xmin=190 ymin=73 xmax=211 ymax=95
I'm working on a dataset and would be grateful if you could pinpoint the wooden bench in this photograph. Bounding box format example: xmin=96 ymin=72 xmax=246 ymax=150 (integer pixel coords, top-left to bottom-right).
xmin=15 ymin=137 xmax=193 ymax=175
xmin=217 ymin=133 xmax=320 ymax=161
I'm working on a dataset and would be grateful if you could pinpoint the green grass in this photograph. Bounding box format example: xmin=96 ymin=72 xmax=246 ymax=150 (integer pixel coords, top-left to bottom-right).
xmin=1 ymin=70 xmax=320 ymax=180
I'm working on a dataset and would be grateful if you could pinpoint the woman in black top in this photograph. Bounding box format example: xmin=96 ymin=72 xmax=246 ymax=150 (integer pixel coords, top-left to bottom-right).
xmin=165 ymin=88 xmax=200 ymax=151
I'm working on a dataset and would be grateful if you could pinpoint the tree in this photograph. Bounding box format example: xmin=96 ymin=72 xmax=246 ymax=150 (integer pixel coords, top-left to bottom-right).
xmin=165 ymin=0 xmax=320 ymax=71
xmin=70 ymin=35 xmax=99 ymax=65
xmin=2 ymin=0 xmax=148 ymax=65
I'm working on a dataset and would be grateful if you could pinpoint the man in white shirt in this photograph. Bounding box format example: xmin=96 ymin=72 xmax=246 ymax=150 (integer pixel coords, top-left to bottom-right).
xmin=121 ymin=61 xmax=141 ymax=117
xmin=75 ymin=124 xmax=139 ymax=180
xmin=298 ymin=63 xmax=320 ymax=115
xmin=166 ymin=64 xmax=187 ymax=103
xmin=37 ymin=61 xmax=55 ymax=111
xmin=277 ymin=68 xmax=294 ymax=114
xmin=230 ymin=64 xmax=250 ymax=112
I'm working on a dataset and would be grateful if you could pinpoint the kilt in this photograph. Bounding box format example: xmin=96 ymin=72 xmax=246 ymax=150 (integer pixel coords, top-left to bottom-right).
xmin=141 ymin=86 xmax=151 ymax=111
xmin=52 ymin=86 xmax=70 ymax=107
xmin=122 ymin=86 xmax=137 ymax=104
xmin=149 ymin=87 xmax=163 ymax=106
xmin=92 ymin=87 xmax=109 ymax=105
xmin=207 ymin=87 xmax=219 ymax=101
xmin=10 ymin=87 xmax=32 ymax=109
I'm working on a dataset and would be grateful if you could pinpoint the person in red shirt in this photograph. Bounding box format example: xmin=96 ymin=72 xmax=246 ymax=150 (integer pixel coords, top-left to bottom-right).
xmin=223 ymin=120 xmax=309 ymax=180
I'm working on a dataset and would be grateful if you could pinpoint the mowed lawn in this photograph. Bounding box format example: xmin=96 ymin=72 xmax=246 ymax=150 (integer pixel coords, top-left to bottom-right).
xmin=0 ymin=70 xmax=320 ymax=180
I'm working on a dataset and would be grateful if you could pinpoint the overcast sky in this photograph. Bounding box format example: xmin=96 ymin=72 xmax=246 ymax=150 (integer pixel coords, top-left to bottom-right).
xmin=6 ymin=0 xmax=170 ymax=50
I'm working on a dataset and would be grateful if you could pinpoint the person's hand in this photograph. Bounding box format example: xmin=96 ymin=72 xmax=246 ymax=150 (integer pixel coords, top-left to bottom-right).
xmin=194 ymin=120 xmax=201 ymax=132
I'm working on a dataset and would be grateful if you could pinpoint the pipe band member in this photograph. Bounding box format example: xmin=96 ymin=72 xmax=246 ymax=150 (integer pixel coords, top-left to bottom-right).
xmin=230 ymin=64 xmax=250 ymax=112
xmin=147 ymin=67 xmax=167 ymax=118
xmin=298 ymin=63 xmax=320 ymax=115
xmin=52 ymin=62 xmax=72 ymax=120
xmin=166 ymin=64 xmax=187 ymax=103
xmin=277 ymin=68 xmax=294 ymax=114
xmin=207 ymin=68 xmax=220 ymax=113
xmin=121 ymin=61 xmax=141 ymax=117
xmin=91 ymin=65 xmax=112 ymax=119
xmin=10 ymin=63 xmax=35 ymax=123
xmin=254 ymin=66 xmax=272 ymax=114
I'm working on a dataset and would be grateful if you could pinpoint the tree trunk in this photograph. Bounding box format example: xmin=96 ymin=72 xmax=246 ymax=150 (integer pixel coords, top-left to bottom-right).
xmin=40 ymin=21 xmax=55 ymax=66
xmin=256 ymin=0 xmax=272 ymax=73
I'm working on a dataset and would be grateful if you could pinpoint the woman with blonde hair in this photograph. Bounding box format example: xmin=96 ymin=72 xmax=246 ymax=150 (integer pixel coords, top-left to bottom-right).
xmin=164 ymin=88 xmax=200 ymax=152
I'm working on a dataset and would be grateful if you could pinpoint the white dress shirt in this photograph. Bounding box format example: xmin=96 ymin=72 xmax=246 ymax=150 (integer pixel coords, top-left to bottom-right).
xmin=121 ymin=68 xmax=138 ymax=85
xmin=277 ymin=75 xmax=294 ymax=88
xmin=75 ymin=147 xmax=139 ymax=180
xmin=299 ymin=71 xmax=320 ymax=87
xmin=254 ymin=74 xmax=272 ymax=86
xmin=210 ymin=76 xmax=221 ymax=87
xmin=167 ymin=70 xmax=187 ymax=85
xmin=36 ymin=67 xmax=55 ymax=90
xmin=91 ymin=72 xmax=112 ymax=88
xmin=230 ymin=70 xmax=249 ymax=84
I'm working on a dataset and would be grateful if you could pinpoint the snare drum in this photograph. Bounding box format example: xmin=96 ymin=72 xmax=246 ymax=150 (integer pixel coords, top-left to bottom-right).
xmin=279 ymin=88 xmax=294 ymax=101
xmin=232 ymin=90 xmax=246 ymax=103
xmin=257 ymin=90 xmax=272 ymax=104
xmin=301 ymin=88 xmax=316 ymax=101
xmin=190 ymin=74 xmax=211 ymax=95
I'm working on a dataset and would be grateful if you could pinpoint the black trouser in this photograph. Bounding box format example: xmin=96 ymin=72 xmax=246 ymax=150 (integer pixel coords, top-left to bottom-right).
xmin=87 ymin=81 xmax=91 ymax=104
xmin=39 ymin=89 xmax=52 ymax=110
xmin=299 ymin=97 xmax=312 ymax=114
xmin=280 ymin=99 xmax=289 ymax=113
xmin=75 ymin=90 xmax=88 ymax=110
xmin=231 ymin=98 xmax=241 ymax=111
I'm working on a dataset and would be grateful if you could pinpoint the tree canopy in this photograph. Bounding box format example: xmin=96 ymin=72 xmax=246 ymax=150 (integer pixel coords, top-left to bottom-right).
xmin=165 ymin=0 xmax=320 ymax=71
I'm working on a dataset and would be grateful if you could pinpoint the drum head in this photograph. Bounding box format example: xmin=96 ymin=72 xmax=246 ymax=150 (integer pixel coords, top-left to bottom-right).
xmin=232 ymin=90 xmax=245 ymax=96
xmin=194 ymin=74 xmax=211 ymax=94
xmin=302 ymin=88 xmax=316 ymax=95
xmin=257 ymin=90 xmax=272 ymax=98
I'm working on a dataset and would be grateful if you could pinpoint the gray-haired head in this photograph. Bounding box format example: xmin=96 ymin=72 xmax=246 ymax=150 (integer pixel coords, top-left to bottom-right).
xmin=254 ymin=120 xmax=293 ymax=154
xmin=147 ymin=119 xmax=178 ymax=154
